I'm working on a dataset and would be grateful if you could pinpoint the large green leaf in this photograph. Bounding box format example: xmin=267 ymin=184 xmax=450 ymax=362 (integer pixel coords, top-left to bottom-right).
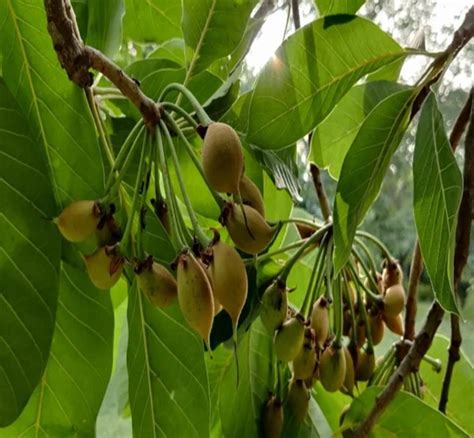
xmin=0 ymin=80 xmax=61 ymax=426
xmin=247 ymin=16 xmax=406 ymax=149
xmin=311 ymin=81 xmax=406 ymax=179
xmin=316 ymin=0 xmax=365 ymax=15
xmin=342 ymin=386 xmax=469 ymax=437
xmin=218 ymin=319 xmax=273 ymax=438
xmin=0 ymin=0 xmax=105 ymax=207
xmin=333 ymin=89 xmax=414 ymax=271
xmin=181 ymin=0 xmax=257 ymax=76
xmin=421 ymin=335 xmax=474 ymax=435
xmin=123 ymin=0 xmax=182 ymax=43
xmin=413 ymin=93 xmax=462 ymax=313
xmin=282 ymin=396 xmax=332 ymax=437
xmin=87 ymin=0 xmax=125 ymax=58
xmin=1 ymin=262 xmax=114 ymax=436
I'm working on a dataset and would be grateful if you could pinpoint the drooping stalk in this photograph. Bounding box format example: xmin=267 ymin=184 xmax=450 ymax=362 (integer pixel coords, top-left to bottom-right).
xmin=121 ymin=135 xmax=150 ymax=254
xmin=332 ymin=275 xmax=344 ymax=347
xmin=355 ymin=230 xmax=394 ymax=262
xmin=323 ymin=237 xmax=334 ymax=302
xmin=300 ymin=242 xmax=324 ymax=318
xmin=163 ymin=111 xmax=224 ymax=208
xmin=159 ymin=83 xmax=212 ymax=125
xmin=354 ymin=237 xmax=379 ymax=280
xmin=162 ymin=102 xmax=199 ymax=129
xmin=349 ymin=255 xmax=382 ymax=302
xmin=278 ymin=218 xmax=324 ymax=230
xmin=160 ymin=121 xmax=210 ymax=248
xmin=342 ymin=269 xmax=358 ymax=347
xmin=352 ymin=271 xmax=374 ymax=352
xmin=250 ymin=239 xmax=307 ymax=265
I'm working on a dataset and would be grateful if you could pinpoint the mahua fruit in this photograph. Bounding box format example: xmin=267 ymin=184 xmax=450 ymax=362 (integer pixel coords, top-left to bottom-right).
xmin=137 ymin=258 xmax=177 ymax=307
xmin=85 ymin=245 xmax=123 ymax=290
xmin=239 ymin=174 xmax=265 ymax=217
xmin=383 ymin=284 xmax=405 ymax=317
xmin=287 ymin=379 xmax=309 ymax=423
xmin=262 ymin=395 xmax=283 ymax=438
xmin=260 ymin=280 xmax=288 ymax=332
xmin=55 ymin=200 xmax=101 ymax=242
xmin=274 ymin=315 xmax=305 ymax=362
xmin=319 ymin=345 xmax=346 ymax=392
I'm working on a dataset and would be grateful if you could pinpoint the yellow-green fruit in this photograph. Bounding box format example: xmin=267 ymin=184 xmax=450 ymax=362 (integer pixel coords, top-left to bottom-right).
xmin=274 ymin=316 xmax=305 ymax=362
xmin=260 ymin=281 xmax=288 ymax=332
xmin=85 ymin=246 xmax=123 ymax=290
xmin=355 ymin=349 xmax=375 ymax=381
xmin=138 ymin=262 xmax=177 ymax=308
xmin=262 ymin=395 xmax=284 ymax=438
xmin=56 ymin=200 xmax=101 ymax=242
xmin=354 ymin=318 xmax=366 ymax=349
xmin=383 ymin=284 xmax=405 ymax=317
xmin=292 ymin=331 xmax=317 ymax=380
xmin=197 ymin=259 xmax=222 ymax=316
xmin=287 ymin=379 xmax=309 ymax=423
xmin=310 ymin=296 xmax=329 ymax=348
xmin=319 ymin=345 xmax=346 ymax=392
xmin=382 ymin=259 xmax=403 ymax=290
xmin=202 ymin=122 xmax=244 ymax=194
xmin=383 ymin=313 xmax=404 ymax=336
xmin=224 ymin=203 xmax=275 ymax=255
xmin=209 ymin=239 xmax=248 ymax=330
xmin=239 ymin=174 xmax=265 ymax=217
xmin=369 ymin=314 xmax=384 ymax=345
xmin=177 ymin=252 xmax=214 ymax=347
xmin=342 ymin=346 xmax=355 ymax=395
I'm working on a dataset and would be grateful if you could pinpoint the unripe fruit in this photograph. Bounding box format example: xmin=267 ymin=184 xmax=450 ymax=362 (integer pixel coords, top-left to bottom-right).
xmin=369 ymin=313 xmax=384 ymax=345
xmin=262 ymin=395 xmax=283 ymax=438
xmin=177 ymin=252 xmax=214 ymax=348
xmin=96 ymin=214 xmax=121 ymax=246
xmin=383 ymin=284 xmax=405 ymax=317
xmin=274 ymin=316 xmax=305 ymax=362
xmin=239 ymin=174 xmax=265 ymax=217
xmin=342 ymin=346 xmax=355 ymax=395
xmin=196 ymin=259 xmax=222 ymax=316
xmin=310 ymin=296 xmax=329 ymax=348
xmin=202 ymin=122 xmax=244 ymax=194
xmin=221 ymin=203 xmax=275 ymax=255
xmin=55 ymin=200 xmax=101 ymax=242
xmin=137 ymin=259 xmax=177 ymax=308
xmin=350 ymin=318 xmax=366 ymax=349
xmin=383 ymin=313 xmax=404 ymax=336
xmin=319 ymin=345 xmax=346 ymax=392
xmin=208 ymin=238 xmax=248 ymax=332
xmin=296 ymin=223 xmax=317 ymax=239
xmin=84 ymin=246 xmax=123 ymax=290
xmin=355 ymin=349 xmax=375 ymax=381
xmin=260 ymin=280 xmax=288 ymax=332
xmin=292 ymin=329 xmax=317 ymax=380
xmin=287 ymin=379 xmax=309 ymax=423
xmin=382 ymin=259 xmax=403 ymax=290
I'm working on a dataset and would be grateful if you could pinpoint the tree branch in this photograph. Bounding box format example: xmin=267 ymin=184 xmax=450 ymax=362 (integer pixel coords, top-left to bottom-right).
xmin=291 ymin=0 xmax=301 ymax=29
xmin=439 ymin=89 xmax=474 ymax=413
xmin=352 ymin=9 xmax=474 ymax=435
xmin=310 ymin=163 xmax=332 ymax=222
xmin=403 ymin=241 xmax=423 ymax=341
xmin=44 ymin=0 xmax=161 ymax=128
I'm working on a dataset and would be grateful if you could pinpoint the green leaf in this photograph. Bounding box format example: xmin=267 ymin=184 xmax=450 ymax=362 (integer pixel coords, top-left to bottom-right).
xmin=312 ymin=383 xmax=352 ymax=431
xmin=182 ymin=0 xmax=258 ymax=76
xmin=342 ymin=386 xmax=469 ymax=437
xmin=0 ymin=0 xmax=105 ymax=207
xmin=413 ymin=93 xmax=462 ymax=313
xmin=123 ymin=0 xmax=182 ymax=43
xmin=421 ymin=335 xmax=474 ymax=435
xmin=148 ymin=38 xmax=191 ymax=66
xmin=0 ymin=80 xmax=61 ymax=426
xmin=312 ymin=81 xmax=406 ymax=179
xmin=247 ymin=16 xmax=406 ymax=149
xmin=218 ymin=319 xmax=273 ymax=438
xmin=86 ymin=0 xmax=125 ymax=58
xmin=316 ymin=0 xmax=365 ymax=15
xmin=1 ymin=262 xmax=114 ymax=436
xmin=333 ymin=89 xmax=414 ymax=271
xmin=127 ymin=283 xmax=210 ymax=437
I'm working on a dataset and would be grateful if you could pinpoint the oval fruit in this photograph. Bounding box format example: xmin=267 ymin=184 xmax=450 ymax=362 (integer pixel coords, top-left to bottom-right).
xmin=310 ymin=296 xmax=329 ymax=348
xmin=292 ymin=329 xmax=317 ymax=380
xmin=287 ymin=379 xmax=309 ymax=423
xmin=55 ymin=200 xmax=101 ymax=242
xmin=177 ymin=252 xmax=214 ymax=349
xmin=222 ymin=203 xmax=275 ymax=255
xmin=84 ymin=245 xmax=123 ymax=290
xmin=382 ymin=259 xmax=403 ymax=290
xmin=319 ymin=345 xmax=346 ymax=392
xmin=202 ymin=122 xmax=244 ymax=194
xmin=239 ymin=174 xmax=265 ymax=217
xmin=262 ymin=395 xmax=283 ymax=438
xmin=383 ymin=313 xmax=404 ymax=336
xmin=260 ymin=280 xmax=288 ymax=332
xmin=342 ymin=346 xmax=355 ymax=395
xmin=137 ymin=260 xmax=177 ymax=308
xmin=274 ymin=316 xmax=305 ymax=362
xmin=383 ymin=284 xmax=405 ymax=317
xmin=208 ymin=238 xmax=248 ymax=333
xmin=355 ymin=349 xmax=375 ymax=381
xmin=369 ymin=313 xmax=384 ymax=345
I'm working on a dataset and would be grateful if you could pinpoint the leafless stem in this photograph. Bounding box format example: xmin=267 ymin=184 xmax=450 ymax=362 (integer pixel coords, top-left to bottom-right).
xmin=44 ymin=0 xmax=161 ymax=128
xmin=352 ymin=9 xmax=474 ymax=435
xmin=439 ymin=89 xmax=474 ymax=413
xmin=309 ymin=163 xmax=332 ymax=222
xmin=403 ymin=242 xmax=422 ymax=341
xmin=291 ymin=0 xmax=301 ymax=29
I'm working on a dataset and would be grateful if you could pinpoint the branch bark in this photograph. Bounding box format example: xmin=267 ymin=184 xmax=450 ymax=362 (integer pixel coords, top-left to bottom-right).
xmin=44 ymin=0 xmax=161 ymax=128
xmin=403 ymin=242 xmax=422 ymax=341
xmin=439 ymin=89 xmax=474 ymax=413
xmin=353 ymin=9 xmax=474 ymax=435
